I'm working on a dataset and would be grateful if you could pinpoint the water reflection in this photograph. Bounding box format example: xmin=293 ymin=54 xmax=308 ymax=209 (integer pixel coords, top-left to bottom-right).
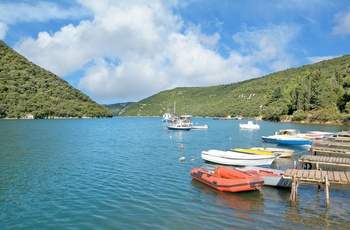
xmin=191 ymin=179 xmax=264 ymax=215
xmin=283 ymin=186 xmax=350 ymax=229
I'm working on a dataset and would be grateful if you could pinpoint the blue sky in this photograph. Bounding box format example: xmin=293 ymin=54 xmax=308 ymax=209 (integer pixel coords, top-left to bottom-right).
xmin=1 ymin=0 xmax=350 ymax=104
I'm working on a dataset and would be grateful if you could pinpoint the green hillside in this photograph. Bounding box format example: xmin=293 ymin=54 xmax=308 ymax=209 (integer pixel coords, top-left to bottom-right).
xmin=104 ymin=102 xmax=132 ymax=116
xmin=119 ymin=55 xmax=350 ymax=123
xmin=0 ymin=40 xmax=112 ymax=119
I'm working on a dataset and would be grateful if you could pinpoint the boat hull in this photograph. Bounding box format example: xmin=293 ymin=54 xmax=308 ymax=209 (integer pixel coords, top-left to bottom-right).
xmin=238 ymin=166 xmax=292 ymax=188
xmin=201 ymin=150 xmax=277 ymax=167
xmin=190 ymin=167 xmax=264 ymax=192
xmin=273 ymin=138 xmax=313 ymax=146
xmin=239 ymin=121 xmax=260 ymax=130
xmin=233 ymin=148 xmax=276 ymax=156
xmin=192 ymin=125 xmax=209 ymax=130
xmin=262 ymin=136 xmax=313 ymax=146
xmin=167 ymin=126 xmax=191 ymax=131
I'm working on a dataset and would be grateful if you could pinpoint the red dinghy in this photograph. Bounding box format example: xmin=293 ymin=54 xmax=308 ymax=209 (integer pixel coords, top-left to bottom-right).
xmin=190 ymin=166 xmax=264 ymax=192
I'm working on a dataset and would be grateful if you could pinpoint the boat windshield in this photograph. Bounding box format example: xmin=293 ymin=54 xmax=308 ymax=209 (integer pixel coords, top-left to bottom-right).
xmin=276 ymin=129 xmax=300 ymax=135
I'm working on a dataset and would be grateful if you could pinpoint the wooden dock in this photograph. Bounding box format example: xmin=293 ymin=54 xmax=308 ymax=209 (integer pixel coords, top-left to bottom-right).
xmin=283 ymin=169 xmax=350 ymax=206
xmin=299 ymin=155 xmax=350 ymax=169
xmin=283 ymin=169 xmax=350 ymax=184
xmin=309 ymin=146 xmax=350 ymax=156
xmin=284 ymin=134 xmax=350 ymax=206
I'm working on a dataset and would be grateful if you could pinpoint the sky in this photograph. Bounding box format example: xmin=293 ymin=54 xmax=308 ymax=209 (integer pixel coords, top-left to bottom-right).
xmin=1 ymin=0 xmax=350 ymax=104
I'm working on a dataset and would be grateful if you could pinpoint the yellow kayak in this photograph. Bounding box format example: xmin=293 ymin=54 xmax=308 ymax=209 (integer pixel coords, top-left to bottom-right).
xmin=233 ymin=148 xmax=276 ymax=156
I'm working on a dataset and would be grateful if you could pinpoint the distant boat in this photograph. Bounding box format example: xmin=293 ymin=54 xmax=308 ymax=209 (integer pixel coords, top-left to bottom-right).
xmin=239 ymin=121 xmax=260 ymax=130
xmin=190 ymin=166 xmax=264 ymax=192
xmin=162 ymin=102 xmax=178 ymax=122
xmin=167 ymin=120 xmax=192 ymax=131
xmin=192 ymin=124 xmax=209 ymax=130
xmin=162 ymin=112 xmax=172 ymax=122
xmin=201 ymin=149 xmax=278 ymax=167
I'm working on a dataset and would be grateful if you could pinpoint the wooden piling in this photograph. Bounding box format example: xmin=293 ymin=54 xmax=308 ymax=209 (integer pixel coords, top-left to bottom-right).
xmin=325 ymin=175 xmax=329 ymax=206
xmin=283 ymin=169 xmax=350 ymax=206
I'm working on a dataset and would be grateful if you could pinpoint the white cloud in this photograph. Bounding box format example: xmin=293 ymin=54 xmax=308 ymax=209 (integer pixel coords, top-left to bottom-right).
xmin=307 ymin=55 xmax=339 ymax=63
xmin=0 ymin=22 xmax=8 ymax=39
xmin=332 ymin=8 xmax=350 ymax=36
xmin=231 ymin=25 xmax=299 ymax=72
xmin=0 ymin=1 xmax=89 ymax=24
xmin=12 ymin=0 xmax=299 ymax=102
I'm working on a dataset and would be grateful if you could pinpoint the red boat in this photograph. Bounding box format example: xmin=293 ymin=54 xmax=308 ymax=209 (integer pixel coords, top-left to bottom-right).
xmin=190 ymin=166 xmax=264 ymax=192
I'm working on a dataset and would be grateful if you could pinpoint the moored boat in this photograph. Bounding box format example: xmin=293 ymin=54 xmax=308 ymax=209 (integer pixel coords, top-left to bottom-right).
xmin=239 ymin=121 xmax=260 ymax=130
xmin=272 ymin=137 xmax=314 ymax=146
xmin=192 ymin=124 xmax=209 ymax=129
xmin=201 ymin=149 xmax=278 ymax=167
xmin=167 ymin=120 xmax=192 ymax=131
xmin=162 ymin=102 xmax=178 ymax=122
xmin=190 ymin=166 xmax=264 ymax=192
xmin=162 ymin=112 xmax=172 ymax=122
xmin=237 ymin=166 xmax=292 ymax=188
xmin=250 ymin=147 xmax=294 ymax=158
xmin=233 ymin=148 xmax=277 ymax=156
xmin=262 ymin=129 xmax=314 ymax=146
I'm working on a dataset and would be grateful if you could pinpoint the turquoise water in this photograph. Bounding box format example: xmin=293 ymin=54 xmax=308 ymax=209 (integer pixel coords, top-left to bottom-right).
xmin=1 ymin=117 xmax=349 ymax=229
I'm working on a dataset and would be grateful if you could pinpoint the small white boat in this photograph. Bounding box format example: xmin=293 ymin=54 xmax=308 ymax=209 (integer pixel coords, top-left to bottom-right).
xmin=239 ymin=121 xmax=260 ymax=130
xmin=192 ymin=124 xmax=209 ymax=130
xmin=307 ymin=131 xmax=335 ymax=138
xmin=162 ymin=112 xmax=172 ymax=122
xmin=167 ymin=120 xmax=192 ymax=131
xmin=201 ymin=150 xmax=277 ymax=167
xmin=237 ymin=166 xmax=292 ymax=188
xmin=162 ymin=102 xmax=178 ymax=122
xmin=250 ymin=147 xmax=294 ymax=158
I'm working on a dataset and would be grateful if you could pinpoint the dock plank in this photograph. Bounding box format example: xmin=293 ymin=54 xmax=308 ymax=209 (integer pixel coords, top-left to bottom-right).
xmin=297 ymin=170 xmax=304 ymax=178
xmin=346 ymin=172 xmax=350 ymax=181
xmin=339 ymin=172 xmax=348 ymax=183
xmin=302 ymin=170 xmax=309 ymax=178
xmin=315 ymin=170 xmax=321 ymax=180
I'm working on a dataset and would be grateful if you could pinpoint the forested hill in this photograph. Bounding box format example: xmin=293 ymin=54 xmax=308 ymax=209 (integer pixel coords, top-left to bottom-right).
xmin=0 ymin=40 xmax=112 ymax=119
xmin=119 ymin=55 xmax=350 ymax=123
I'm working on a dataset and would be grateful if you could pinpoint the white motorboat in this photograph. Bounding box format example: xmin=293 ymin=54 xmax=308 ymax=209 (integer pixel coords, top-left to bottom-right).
xmin=192 ymin=124 xmax=209 ymax=130
xmin=239 ymin=121 xmax=260 ymax=130
xmin=201 ymin=149 xmax=277 ymax=167
xmin=262 ymin=129 xmax=314 ymax=146
xmin=167 ymin=120 xmax=192 ymax=131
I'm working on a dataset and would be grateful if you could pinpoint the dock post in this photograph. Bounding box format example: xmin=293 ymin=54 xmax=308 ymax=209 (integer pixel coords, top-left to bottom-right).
xmin=290 ymin=174 xmax=298 ymax=202
xmin=325 ymin=175 xmax=330 ymax=206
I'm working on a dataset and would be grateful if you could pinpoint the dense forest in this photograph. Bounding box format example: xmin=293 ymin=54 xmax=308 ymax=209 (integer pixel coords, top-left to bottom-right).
xmin=117 ymin=55 xmax=350 ymax=124
xmin=0 ymin=40 xmax=112 ymax=119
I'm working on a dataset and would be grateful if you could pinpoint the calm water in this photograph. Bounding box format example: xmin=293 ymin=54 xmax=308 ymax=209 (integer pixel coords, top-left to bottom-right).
xmin=1 ymin=117 xmax=349 ymax=229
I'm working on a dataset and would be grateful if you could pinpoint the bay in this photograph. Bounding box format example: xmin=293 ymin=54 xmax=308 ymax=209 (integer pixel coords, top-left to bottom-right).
xmin=1 ymin=117 xmax=349 ymax=229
